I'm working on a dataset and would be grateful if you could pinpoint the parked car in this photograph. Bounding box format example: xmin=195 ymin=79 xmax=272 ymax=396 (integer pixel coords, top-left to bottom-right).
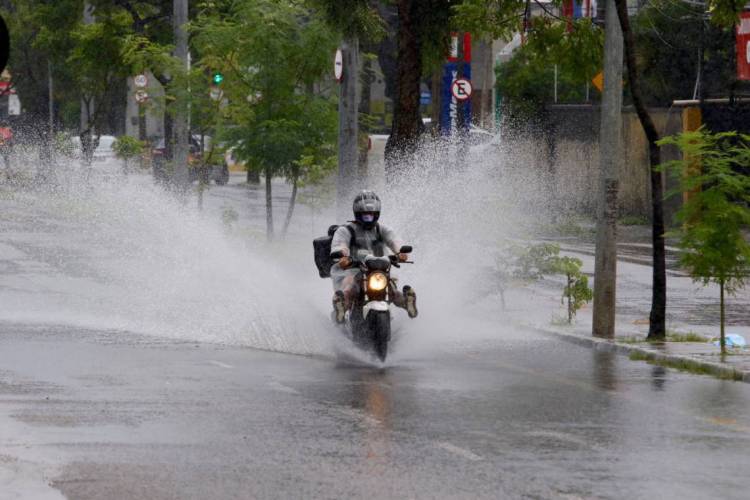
xmin=70 ymin=135 xmax=118 ymax=166
xmin=150 ymin=135 xmax=229 ymax=185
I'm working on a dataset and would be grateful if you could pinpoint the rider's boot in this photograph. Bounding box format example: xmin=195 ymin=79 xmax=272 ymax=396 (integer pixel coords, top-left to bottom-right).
xmin=403 ymin=285 xmax=418 ymax=318
xmin=332 ymin=290 xmax=346 ymax=324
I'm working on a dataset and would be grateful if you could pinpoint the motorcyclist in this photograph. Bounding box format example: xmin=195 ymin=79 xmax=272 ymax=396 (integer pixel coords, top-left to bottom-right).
xmin=331 ymin=190 xmax=417 ymax=323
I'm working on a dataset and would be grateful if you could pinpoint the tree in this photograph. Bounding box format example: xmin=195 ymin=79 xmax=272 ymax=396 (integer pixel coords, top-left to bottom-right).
xmin=658 ymin=129 xmax=750 ymax=354
xmin=384 ymin=0 xmax=455 ymax=170
xmin=550 ymin=255 xmax=593 ymax=323
xmin=112 ymin=134 xmax=144 ymax=173
xmin=67 ymin=7 xmax=132 ymax=164
xmin=493 ymin=16 xmax=603 ymax=120
xmin=614 ymin=0 xmax=745 ymax=340
xmin=193 ymin=0 xmax=338 ymax=240
xmin=631 ymin=0 xmax=734 ymax=107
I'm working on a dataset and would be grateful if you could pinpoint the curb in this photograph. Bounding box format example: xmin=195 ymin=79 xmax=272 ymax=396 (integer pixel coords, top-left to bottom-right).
xmin=518 ymin=322 xmax=750 ymax=383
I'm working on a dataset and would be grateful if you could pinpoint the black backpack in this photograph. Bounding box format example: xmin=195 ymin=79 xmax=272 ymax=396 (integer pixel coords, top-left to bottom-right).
xmin=312 ymin=223 xmax=379 ymax=278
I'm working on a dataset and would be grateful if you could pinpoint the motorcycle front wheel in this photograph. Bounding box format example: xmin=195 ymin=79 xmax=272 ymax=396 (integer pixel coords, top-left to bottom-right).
xmin=367 ymin=310 xmax=391 ymax=362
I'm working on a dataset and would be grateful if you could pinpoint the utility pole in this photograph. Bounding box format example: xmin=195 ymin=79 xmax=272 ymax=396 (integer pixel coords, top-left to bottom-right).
xmin=172 ymin=0 xmax=190 ymax=189
xmin=337 ymin=38 xmax=359 ymax=220
xmin=592 ymin=0 xmax=624 ymax=339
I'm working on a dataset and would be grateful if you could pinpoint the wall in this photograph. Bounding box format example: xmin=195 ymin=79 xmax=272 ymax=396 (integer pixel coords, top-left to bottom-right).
xmin=510 ymin=105 xmax=684 ymax=220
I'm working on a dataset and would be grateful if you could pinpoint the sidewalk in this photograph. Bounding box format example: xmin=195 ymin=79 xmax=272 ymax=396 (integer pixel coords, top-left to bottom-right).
xmin=500 ymin=226 xmax=750 ymax=382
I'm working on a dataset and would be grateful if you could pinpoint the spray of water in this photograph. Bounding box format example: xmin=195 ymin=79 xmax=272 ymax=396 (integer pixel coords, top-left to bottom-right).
xmin=0 ymin=137 xmax=551 ymax=360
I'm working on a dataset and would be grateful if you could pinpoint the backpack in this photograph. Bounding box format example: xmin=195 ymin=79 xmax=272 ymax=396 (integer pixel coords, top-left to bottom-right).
xmin=312 ymin=223 xmax=379 ymax=278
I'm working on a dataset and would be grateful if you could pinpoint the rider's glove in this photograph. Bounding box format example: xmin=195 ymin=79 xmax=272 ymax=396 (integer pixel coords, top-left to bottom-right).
xmin=398 ymin=253 xmax=409 ymax=262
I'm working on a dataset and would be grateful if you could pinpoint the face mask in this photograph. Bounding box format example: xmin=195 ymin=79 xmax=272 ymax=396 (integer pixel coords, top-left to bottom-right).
xmin=361 ymin=214 xmax=375 ymax=223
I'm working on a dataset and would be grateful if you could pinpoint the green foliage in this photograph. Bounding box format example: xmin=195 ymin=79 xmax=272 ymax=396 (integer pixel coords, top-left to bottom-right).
xmin=112 ymin=136 xmax=145 ymax=160
xmin=659 ymin=129 xmax=750 ymax=291
xmin=632 ymin=0 xmax=735 ymax=106
xmin=452 ymin=0 xmax=527 ymax=42
xmin=192 ymin=0 xmax=338 ymax=174
xmin=658 ymin=128 xmax=750 ymax=350
xmin=549 ymin=256 xmax=593 ymax=323
xmin=495 ymin=17 xmax=603 ymax=118
xmin=306 ymin=0 xmax=385 ymax=42
xmin=514 ymin=242 xmax=562 ymax=280
xmin=495 ymin=242 xmax=592 ymax=322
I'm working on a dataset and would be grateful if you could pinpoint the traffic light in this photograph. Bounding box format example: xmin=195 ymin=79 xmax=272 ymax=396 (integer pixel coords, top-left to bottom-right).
xmin=212 ymin=72 xmax=224 ymax=85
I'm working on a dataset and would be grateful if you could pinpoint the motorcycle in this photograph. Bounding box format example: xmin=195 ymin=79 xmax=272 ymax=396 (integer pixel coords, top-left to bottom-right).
xmin=330 ymin=245 xmax=413 ymax=362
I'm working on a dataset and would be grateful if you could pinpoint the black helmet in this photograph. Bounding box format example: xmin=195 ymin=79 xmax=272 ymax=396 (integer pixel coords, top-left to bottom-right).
xmin=352 ymin=190 xmax=381 ymax=229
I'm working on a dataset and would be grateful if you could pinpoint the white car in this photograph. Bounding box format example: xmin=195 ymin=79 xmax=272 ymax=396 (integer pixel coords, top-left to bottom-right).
xmin=70 ymin=135 xmax=118 ymax=166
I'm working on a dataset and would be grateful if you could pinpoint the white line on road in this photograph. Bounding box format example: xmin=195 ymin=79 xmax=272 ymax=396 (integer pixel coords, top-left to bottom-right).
xmin=435 ymin=441 xmax=483 ymax=461
xmin=207 ymin=360 xmax=234 ymax=369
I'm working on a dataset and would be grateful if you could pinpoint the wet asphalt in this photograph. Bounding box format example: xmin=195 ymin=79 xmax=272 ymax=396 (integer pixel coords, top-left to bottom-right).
xmin=1 ymin=323 xmax=749 ymax=500
xmin=1 ymin=173 xmax=749 ymax=499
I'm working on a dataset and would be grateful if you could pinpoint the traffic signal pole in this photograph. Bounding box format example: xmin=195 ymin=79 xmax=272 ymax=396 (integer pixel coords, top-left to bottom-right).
xmin=336 ymin=38 xmax=359 ymax=220
xmin=172 ymin=0 xmax=190 ymax=190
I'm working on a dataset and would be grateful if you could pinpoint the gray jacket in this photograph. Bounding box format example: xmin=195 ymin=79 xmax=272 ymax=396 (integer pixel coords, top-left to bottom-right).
xmin=331 ymin=222 xmax=402 ymax=260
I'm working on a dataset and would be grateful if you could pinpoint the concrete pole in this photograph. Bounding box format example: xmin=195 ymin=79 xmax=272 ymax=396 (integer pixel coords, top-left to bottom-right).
xmin=172 ymin=0 xmax=190 ymax=189
xmin=592 ymin=0 xmax=623 ymax=339
xmin=48 ymin=60 xmax=54 ymax=139
xmin=336 ymin=37 xmax=359 ymax=220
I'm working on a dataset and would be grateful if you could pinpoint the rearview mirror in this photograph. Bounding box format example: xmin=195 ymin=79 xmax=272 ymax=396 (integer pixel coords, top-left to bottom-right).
xmin=399 ymin=245 xmax=412 ymax=254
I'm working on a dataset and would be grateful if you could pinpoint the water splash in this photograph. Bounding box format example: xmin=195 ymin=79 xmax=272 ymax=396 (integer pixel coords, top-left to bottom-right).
xmin=0 ymin=136 xmax=550 ymax=358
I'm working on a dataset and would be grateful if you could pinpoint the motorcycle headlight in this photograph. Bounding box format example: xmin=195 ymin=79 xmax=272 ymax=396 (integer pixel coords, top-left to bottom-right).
xmin=368 ymin=272 xmax=388 ymax=292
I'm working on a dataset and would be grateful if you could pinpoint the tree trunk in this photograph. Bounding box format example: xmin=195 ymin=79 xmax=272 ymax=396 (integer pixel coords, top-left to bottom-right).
xmin=720 ymin=280 xmax=725 ymax=354
xmin=282 ymin=174 xmax=298 ymax=239
xmin=265 ymin=165 xmax=274 ymax=241
xmin=384 ymin=0 xmax=422 ymax=176
xmin=613 ymin=0 xmax=666 ymax=340
xmin=247 ymin=167 xmax=260 ymax=184
xmin=567 ymin=274 xmax=573 ymax=324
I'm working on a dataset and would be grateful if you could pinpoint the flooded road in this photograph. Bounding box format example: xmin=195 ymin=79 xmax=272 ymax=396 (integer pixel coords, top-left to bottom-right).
xmin=1 ymin=173 xmax=749 ymax=499
xmin=0 ymin=323 xmax=748 ymax=499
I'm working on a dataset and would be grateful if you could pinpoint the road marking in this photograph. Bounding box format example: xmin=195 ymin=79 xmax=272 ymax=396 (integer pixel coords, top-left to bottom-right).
xmin=525 ymin=430 xmax=595 ymax=449
xmin=207 ymin=360 xmax=233 ymax=369
xmin=268 ymin=381 xmax=300 ymax=395
xmin=435 ymin=441 xmax=482 ymax=461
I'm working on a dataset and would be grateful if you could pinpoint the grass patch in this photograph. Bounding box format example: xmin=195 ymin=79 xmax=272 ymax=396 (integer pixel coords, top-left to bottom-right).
xmin=617 ymin=335 xmax=646 ymax=344
xmin=628 ymin=350 xmax=742 ymax=381
xmin=666 ymin=331 xmax=708 ymax=343
xmin=617 ymin=331 xmax=708 ymax=344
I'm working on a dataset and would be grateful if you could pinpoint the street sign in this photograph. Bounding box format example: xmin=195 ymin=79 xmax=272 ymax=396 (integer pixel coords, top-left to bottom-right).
xmin=134 ymin=89 xmax=148 ymax=104
xmin=134 ymin=74 xmax=148 ymax=88
xmin=737 ymin=12 xmax=750 ymax=81
xmin=451 ymin=78 xmax=472 ymax=101
xmin=210 ymin=86 xmax=224 ymax=101
xmin=7 ymin=94 xmax=20 ymax=115
xmin=334 ymin=49 xmax=343 ymax=82
xmin=591 ymin=71 xmax=603 ymax=92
